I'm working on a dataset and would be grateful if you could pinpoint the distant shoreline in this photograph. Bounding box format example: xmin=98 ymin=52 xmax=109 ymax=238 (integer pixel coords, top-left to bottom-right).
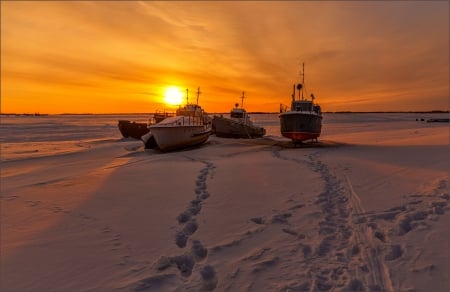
xmin=1 ymin=110 xmax=448 ymax=116
xmin=323 ymin=110 xmax=449 ymax=114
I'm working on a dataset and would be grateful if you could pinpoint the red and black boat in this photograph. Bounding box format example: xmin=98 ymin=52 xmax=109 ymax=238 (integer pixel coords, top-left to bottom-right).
xmin=279 ymin=63 xmax=322 ymax=143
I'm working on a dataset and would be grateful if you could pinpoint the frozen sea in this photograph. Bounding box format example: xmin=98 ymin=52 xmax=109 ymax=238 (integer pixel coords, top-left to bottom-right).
xmin=1 ymin=111 xmax=449 ymax=292
xmin=0 ymin=112 xmax=447 ymax=161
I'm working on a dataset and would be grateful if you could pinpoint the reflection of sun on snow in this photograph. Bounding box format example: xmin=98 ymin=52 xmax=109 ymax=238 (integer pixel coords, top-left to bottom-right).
xmin=164 ymin=87 xmax=183 ymax=105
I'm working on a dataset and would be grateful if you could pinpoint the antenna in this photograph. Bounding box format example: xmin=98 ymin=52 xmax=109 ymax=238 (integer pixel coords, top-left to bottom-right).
xmin=186 ymin=88 xmax=189 ymax=104
xmin=241 ymin=91 xmax=245 ymax=108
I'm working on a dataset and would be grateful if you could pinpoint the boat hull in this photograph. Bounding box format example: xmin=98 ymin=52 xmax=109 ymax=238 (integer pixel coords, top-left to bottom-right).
xmin=118 ymin=120 xmax=149 ymax=139
xmin=141 ymin=132 xmax=158 ymax=149
xmin=212 ymin=116 xmax=265 ymax=138
xmin=149 ymin=125 xmax=211 ymax=152
xmin=279 ymin=112 xmax=322 ymax=142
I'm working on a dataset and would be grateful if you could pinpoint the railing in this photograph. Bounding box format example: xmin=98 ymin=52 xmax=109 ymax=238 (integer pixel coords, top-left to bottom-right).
xmin=159 ymin=115 xmax=205 ymax=127
xmin=148 ymin=111 xmax=176 ymax=125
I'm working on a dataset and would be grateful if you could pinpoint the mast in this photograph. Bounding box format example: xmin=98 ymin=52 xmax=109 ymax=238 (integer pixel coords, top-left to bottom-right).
xmin=241 ymin=91 xmax=245 ymax=108
xmin=196 ymin=87 xmax=201 ymax=105
xmin=186 ymin=88 xmax=189 ymax=104
xmin=296 ymin=63 xmax=305 ymax=101
xmin=292 ymin=84 xmax=296 ymax=103
xmin=301 ymin=62 xmax=305 ymax=100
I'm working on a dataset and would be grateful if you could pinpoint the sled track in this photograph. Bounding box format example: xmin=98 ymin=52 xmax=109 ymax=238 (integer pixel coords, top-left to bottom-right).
xmin=271 ymin=147 xmax=391 ymax=291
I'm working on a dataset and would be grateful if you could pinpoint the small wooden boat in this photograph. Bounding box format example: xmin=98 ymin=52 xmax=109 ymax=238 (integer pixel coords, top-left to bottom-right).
xmin=212 ymin=92 xmax=265 ymax=138
xmin=118 ymin=111 xmax=174 ymax=142
xmin=118 ymin=120 xmax=149 ymax=140
xmin=279 ymin=63 xmax=322 ymax=143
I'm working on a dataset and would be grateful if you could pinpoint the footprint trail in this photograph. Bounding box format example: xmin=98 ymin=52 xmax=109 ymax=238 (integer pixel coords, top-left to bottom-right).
xmin=142 ymin=159 xmax=218 ymax=290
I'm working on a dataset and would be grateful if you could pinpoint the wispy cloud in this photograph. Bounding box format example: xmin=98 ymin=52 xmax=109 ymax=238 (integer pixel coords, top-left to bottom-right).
xmin=2 ymin=1 xmax=448 ymax=113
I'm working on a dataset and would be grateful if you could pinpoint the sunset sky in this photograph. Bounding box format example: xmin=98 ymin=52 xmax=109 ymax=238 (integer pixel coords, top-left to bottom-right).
xmin=1 ymin=1 xmax=449 ymax=114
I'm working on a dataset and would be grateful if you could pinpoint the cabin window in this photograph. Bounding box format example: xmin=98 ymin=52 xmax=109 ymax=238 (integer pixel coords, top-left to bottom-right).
xmin=293 ymin=101 xmax=313 ymax=112
xmin=231 ymin=112 xmax=243 ymax=118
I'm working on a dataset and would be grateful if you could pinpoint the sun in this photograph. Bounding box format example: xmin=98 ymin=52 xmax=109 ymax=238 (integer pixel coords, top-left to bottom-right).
xmin=164 ymin=86 xmax=183 ymax=105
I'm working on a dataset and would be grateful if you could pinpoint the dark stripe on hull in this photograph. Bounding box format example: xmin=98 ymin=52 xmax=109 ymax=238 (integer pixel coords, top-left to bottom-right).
xmin=279 ymin=113 xmax=322 ymax=142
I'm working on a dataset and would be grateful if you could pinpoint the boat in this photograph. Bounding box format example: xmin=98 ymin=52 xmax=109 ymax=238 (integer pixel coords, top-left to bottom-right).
xmin=118 ymin=120 xmax=149 ymax=140
xmin=141 ymin=131 xmax=158 ymax=149
xmin=279 ymin=63 xmax=322 ymax=143
xmin=426 ymin=118 xmax=449 ymax=123
xmin=118 ymin=111 xmax=174 ymax=143
xmin=149 ymin=88 xmax=212 ymax=152
xmin=212 ymin=92 xmax=266 ymax=138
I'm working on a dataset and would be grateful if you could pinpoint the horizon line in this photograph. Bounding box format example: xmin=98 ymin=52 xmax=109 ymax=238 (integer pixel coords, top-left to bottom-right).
xmin=1 ymin=110 xmax=449 ymax=116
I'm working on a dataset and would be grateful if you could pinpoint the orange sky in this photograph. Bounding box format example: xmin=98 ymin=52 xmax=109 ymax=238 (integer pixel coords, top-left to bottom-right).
xmin=1 ymin=1 xmax=449 ymax=114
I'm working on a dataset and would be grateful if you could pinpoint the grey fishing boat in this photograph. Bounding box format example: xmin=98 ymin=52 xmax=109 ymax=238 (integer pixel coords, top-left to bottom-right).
xmin=212 ymin=92 xmax=266 ymax=138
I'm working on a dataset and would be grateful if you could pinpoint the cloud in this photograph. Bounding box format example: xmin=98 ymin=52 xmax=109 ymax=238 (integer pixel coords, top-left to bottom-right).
xmin=2 ymin=1 xmax=448 ymax=113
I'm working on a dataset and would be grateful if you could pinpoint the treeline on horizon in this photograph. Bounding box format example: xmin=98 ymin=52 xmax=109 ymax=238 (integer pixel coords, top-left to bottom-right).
xmin=1 ymin=110 xmax=449 ymax=116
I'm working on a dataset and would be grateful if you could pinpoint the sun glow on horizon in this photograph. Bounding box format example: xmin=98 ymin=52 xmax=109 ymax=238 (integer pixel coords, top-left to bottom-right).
xmin=1 ymin=2 xmax=448 ymax=114
xmin=163 ymin=86 xmax=183 ymax=106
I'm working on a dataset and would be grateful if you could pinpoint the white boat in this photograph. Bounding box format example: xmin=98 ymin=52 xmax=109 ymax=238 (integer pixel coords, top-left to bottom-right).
xmin=149 ymin=88 xmax=212 ymax=152
xmin=212 ymin=92 xmax=266 ymax=138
